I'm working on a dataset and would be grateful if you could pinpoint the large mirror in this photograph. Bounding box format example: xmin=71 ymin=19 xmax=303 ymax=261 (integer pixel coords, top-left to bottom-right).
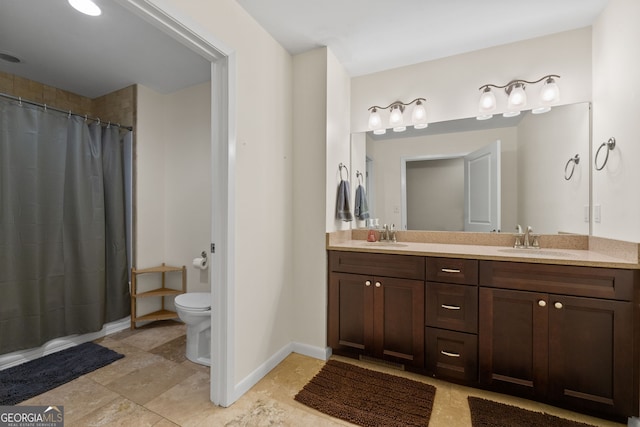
xmin=351 ymin=102 xmax=591 ymax=235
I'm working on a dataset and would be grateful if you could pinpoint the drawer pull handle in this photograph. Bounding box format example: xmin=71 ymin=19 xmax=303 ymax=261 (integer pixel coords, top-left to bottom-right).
xmin=554 ymin=302 xmax=563 ymax=309
xmin=441 ymin=304 xmax=461 ymax=310
xmin=538 ymin=300 xmax=547 ymax=307
xmin=441 ymin=350 xmax=461 ymax=358
xmin=365 ymin=280 xmax=371 ymax=287
xmin=375 ymin=282 xmax=381 ymax=288
xmin=441 ymin=268 xmax=461 ymax=273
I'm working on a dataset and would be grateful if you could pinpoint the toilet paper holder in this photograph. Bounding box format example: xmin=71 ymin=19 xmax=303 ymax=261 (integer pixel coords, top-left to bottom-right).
xmin=200 ymin=251 xmax=207 ymax=259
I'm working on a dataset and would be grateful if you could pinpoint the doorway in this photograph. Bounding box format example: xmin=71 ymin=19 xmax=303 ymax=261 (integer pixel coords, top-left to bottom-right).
xmin=120 ymin=0 xmax=234 ymax=406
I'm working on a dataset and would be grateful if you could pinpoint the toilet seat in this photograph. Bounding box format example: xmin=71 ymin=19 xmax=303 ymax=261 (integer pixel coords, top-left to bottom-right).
xmin=175 ymin=292 xmax=211 ymax=311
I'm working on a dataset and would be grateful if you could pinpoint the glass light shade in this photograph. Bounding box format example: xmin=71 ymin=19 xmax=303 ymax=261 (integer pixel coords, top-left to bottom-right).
xmin=478 ymin=88 xmax=496 ymax=113
xmin=68 ymin=0 xmax=102 ymax=16
xmin=368 ymin=109 xmax=382 ymax=131
xmin=502 ymin=110 xmax=521 ymax=118
xmin=373 ymin=128 xmax=386 ymax=135
xmin=540 ymin=78 xmax=560 ymax=104
xmin=411 ymin=102 xmax=428 ymax=129
xmin=507 ymin=83 xmax=527 ymax=109
xmin=389 ymin=105 xmax=405 ymax=132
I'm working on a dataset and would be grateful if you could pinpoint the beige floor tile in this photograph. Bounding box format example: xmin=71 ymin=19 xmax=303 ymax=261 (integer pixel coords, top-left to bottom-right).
xmin=104 ymin=358 xmax=196 ymax=405
xmin=145 ymin=370 xmax=224 ymax=425
xmin=86 ymin=341 xmax=169 ymax=385
xmin=19 ymin=376 xmax=120 ymax=424
xmin=121 ymin=322 xmax=186 ymax=351
xmin=68 ymin=397 xmax=163 ymax=427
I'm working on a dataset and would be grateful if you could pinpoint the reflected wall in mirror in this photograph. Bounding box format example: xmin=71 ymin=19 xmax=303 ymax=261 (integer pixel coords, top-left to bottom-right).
xmin=351 ymin=102 xmax=591 ymax=235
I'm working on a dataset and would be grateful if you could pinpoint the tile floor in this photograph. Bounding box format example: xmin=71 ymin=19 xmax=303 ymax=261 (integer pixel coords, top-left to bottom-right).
xmin=18 ymin=320 xmax=626 ymax=426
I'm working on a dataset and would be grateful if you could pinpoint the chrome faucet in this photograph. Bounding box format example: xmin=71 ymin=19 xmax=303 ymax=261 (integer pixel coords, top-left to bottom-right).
xmin=390 ymin=224 xmax=397 ymax=243
xmin=524 ymin=226 xmax=531 ymax=248
xmin=381 ymin=224 xmax=389 ymax=242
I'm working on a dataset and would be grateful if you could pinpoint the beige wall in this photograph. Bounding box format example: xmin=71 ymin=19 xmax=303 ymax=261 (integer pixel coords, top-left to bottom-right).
xmin=147 ymin=0 xmax=295 ymax=388
xmin=292 ymin=48 xmax=328 ymax=352
xmin=351 ymin=27 xmax=592 ymax=132
xmin=592 ymin=0 xmax=640 ymax=241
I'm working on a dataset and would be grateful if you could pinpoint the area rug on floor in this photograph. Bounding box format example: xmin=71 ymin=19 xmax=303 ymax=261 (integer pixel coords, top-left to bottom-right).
xmin=0 ymin=342 xmax=124 ymax=405
xmin=468 ymin=396 xmax=598 ymax=427
xmin=294 ymin=359 xmax=436 ymax=427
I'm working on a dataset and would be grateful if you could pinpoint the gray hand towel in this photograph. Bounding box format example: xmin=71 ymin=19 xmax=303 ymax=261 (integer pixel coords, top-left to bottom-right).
xmin=355 ymin=184 xmax=370 ymax=220
xmin=336 ymin=180 xmax=353 ymax=222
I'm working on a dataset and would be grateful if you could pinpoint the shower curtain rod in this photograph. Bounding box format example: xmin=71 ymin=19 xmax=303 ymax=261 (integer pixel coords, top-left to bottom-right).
xmin=0 ymin=92 xmax=133 ymax=131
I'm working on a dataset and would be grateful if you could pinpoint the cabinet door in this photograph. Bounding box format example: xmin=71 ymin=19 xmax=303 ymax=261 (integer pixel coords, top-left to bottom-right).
xmin=374 ymin=277 xmax=425 ymax=368
xmin=548 ymin=296 xmax=634 ymax=417
xmin=328 ymin=272 xmax=373 ymax=357
xmin=479 ymin=287 xmax=548 ymax=399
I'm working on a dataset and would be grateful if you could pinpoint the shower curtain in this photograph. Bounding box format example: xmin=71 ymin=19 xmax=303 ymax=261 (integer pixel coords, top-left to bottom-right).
xmin=0 ymin=97 xmax=130 ymax=354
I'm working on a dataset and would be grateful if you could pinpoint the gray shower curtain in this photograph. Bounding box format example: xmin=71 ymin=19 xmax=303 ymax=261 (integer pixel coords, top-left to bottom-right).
xmin=0 ymin=97 xmax=130 ymax=354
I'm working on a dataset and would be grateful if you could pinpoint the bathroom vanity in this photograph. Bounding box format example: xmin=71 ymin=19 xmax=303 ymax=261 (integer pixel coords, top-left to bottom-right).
xmin=327 ymin=231 xmax=640 ymax=421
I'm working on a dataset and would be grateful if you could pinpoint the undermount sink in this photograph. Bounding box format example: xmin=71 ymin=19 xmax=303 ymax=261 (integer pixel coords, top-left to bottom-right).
xmin=498 ymin=248 xmax=573 ymax=258
xmin=362 ymin=241 xmax=409 ymax=248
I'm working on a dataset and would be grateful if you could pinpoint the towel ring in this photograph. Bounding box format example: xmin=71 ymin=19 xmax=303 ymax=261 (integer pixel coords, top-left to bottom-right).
xmin=338 ymin=163 xmax=349 ymax=180
xmin=595 ymin=137 xmax=616 ymax=171
xmin=356 ymin=170 xmax=363 ymax=185
xmin=564 ymin=154 xmax=580 ymax=181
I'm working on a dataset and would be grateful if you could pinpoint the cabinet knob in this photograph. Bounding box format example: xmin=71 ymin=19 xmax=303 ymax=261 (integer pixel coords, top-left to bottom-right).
xmin=554 ymin=302 xmax=563 ymax=309
xmin=538 ymin=300 xmax=547 ymax=307
xmin=365 ymin=280 xmax=371 ymax=287
xmin=375 ymin=282 xmax=381 ymax=288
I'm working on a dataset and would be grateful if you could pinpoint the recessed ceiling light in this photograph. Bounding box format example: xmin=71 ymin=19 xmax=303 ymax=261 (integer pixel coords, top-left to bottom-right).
xmin=0 ymin=52 xmax=21 ymax=63
xmin=68 ymin=0 xmax=102 ymax=17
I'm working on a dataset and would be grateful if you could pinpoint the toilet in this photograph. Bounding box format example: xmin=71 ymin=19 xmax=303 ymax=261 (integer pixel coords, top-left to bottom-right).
xmin=174 ymin=292 xmax=211 ymax=366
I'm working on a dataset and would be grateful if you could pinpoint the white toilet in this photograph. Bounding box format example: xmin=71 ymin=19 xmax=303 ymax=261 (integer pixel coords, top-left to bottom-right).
xmin=174 ymin=292 xmax=211 ymax=366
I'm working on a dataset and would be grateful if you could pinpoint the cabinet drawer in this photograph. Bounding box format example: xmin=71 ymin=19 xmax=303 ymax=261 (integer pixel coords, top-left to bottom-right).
xmin=427 ymin=257 xmax=478 ymax=285
xmin=329 ymin=251 xmax=425 ymax=280
xmin=426 ymin=282 xmax=478 ymax=333
xmin=479 ymin=261 xmax=636 ymax=301
xmin=426 ymin=327 xmax=478 ymax=383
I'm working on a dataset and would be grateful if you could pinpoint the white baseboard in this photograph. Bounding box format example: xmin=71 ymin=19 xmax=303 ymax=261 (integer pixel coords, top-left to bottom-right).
xmin=292 ymin=341 xmax=331 ymax=361
xmin=230 ymin=341 xmax=329 ymax=404
xmin=0 ymin=317 xmax=131 ymax=371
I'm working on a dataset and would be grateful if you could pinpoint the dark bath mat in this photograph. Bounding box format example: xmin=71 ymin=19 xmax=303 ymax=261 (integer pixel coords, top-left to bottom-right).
xmin=295 ymin=359 xmax=435 ymax=427
xmin=468 ymin=396 xmax=599 ymax=427
xmin=0 ymin=342 xmax=124 ymax=405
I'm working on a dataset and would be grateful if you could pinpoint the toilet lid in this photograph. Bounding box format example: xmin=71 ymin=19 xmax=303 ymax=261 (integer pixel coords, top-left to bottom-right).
xmin=175 ymin=292 xmax=211 ymax=311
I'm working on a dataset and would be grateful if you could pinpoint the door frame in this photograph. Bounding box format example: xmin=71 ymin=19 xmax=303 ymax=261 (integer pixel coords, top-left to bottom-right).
xmin=119 ymin=0 xmax=236 ymax=407
xmin=400 ymin=153 xmax=468 ymax=230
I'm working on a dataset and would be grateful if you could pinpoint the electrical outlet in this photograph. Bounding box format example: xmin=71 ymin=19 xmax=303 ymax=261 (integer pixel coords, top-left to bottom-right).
xmin=594 ymin=205 xmax=601 ymax=223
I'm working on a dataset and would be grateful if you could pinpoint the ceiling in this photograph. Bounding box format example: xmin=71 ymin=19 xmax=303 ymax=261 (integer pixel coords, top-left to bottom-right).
xmin=0 ymin=0 xmax=608 ymax=99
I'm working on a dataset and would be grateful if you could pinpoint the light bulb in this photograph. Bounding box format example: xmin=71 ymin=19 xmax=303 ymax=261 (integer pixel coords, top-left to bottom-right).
xmin=411 ymin=101 xmax=428 ymax=129
xmin=68 ymin=0 xmax=102 ymax=16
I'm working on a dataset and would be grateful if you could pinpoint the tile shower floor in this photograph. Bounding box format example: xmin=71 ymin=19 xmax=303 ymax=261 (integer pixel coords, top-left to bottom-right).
xmin=19 ymin=320 xmax=625 ymax=426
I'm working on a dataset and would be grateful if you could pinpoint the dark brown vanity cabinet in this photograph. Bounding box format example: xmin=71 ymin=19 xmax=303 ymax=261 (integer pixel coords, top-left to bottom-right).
xmin=479 ymin=261 xmax=638 ymax=419
xmin=425 ymin=257 xmax=479 ymax=384
xmin=328 ymin=251 xmax=425 ymax=368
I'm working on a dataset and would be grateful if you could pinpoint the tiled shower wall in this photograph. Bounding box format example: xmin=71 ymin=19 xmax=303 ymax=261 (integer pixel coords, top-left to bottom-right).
xmin=0 ymin=71 xmax=135 ymax=129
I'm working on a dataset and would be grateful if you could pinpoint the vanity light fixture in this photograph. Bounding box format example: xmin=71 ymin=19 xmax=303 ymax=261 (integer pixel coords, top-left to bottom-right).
xmin=68 ymin=0 xmax=102 ymax=16
xmin=368 ymin=98 xmax=427 ymax=135
xmin=477 ymin=75 xmax=560 ymax=120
